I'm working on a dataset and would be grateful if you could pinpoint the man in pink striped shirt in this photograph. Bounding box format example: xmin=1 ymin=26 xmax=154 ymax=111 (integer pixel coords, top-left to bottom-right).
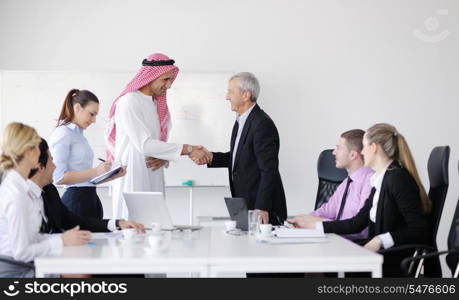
xmin=291 ymin=129 xmax=373 ymax=241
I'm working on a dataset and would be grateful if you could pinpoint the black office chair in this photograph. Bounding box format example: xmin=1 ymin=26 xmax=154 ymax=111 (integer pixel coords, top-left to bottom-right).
xmin=380 ymin=146 xmax=450 ymax=277
xmin=401 ymin=160 xmax=459 ymax=278
xmin=424 ymin=146 xmax=451 ymax=276
xmin=315 ymin=149 xmax=347 ymax=210
xmin=0 ymin=256 xmax=34 ymax=278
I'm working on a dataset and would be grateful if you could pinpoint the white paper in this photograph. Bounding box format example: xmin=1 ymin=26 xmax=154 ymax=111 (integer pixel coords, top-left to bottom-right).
xmin=273 ymin=227 xmax=325 ymax=238
xmin=261 ymin=237 xmax=328 ymax=244
xmin=91 ymin=232 xmax=123 ymax=239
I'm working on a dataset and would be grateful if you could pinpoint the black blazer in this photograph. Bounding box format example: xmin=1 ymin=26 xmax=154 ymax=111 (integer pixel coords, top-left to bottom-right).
xmin=208 ymin=104 xmax=287 ymax=224
xmin=41 ymin=184 xmax=110 ymax=233
xmin=323 ymin=161 xmax=430 ymax=246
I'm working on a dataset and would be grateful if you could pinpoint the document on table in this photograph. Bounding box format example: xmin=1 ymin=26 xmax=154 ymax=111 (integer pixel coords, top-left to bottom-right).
xmin=91 ymin=232 xmax=123 ymax=239
xmin=273 ymin=227 xmax=325 ymax=238
xmin=261 ymin=237 xmax=329 ymax=245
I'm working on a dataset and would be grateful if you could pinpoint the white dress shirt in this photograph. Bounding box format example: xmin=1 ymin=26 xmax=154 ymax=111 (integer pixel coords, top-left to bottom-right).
xmin=232 ymin=103 xmax=256 ymax=170
xmin=112 ymin=91 xmax=183 ymax=219
xmin=27 ymin=180 xmax=117 ymax=232
xmin=0 ymin=170 xmax=63 ymax=262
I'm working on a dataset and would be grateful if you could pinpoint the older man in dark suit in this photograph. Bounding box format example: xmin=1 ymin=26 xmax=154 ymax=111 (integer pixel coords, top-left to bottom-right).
xmin=192 ymin=72 xmax=287 ymax=225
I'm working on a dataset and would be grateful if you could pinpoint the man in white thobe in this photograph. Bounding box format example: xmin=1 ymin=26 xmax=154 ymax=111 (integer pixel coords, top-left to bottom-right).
xmin=106 ymin=53 xmax=210 ymax=219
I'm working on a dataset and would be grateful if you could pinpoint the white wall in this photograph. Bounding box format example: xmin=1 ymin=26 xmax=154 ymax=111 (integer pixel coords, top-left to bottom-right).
xmin=1 ymin=0 xmax=459 ymax=275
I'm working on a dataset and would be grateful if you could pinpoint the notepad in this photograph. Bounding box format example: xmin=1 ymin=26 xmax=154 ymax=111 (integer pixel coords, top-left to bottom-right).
xmin=90 ymin=163 xmax=122 ymax=184
xmin=91 ymin=232 xmax=123 ymax=239
xmin=260 ymin=237 xmax=328 ymax=244
xmin=273 ymin=227 xmax=325 ymax=238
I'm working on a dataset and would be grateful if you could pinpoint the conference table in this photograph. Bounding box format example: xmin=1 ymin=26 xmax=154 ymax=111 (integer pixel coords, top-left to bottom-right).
xmin=34 ymin=225 xmax=383 ymax=278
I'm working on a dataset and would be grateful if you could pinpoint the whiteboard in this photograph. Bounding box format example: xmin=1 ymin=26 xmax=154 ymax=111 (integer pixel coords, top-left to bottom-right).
xmin=0 ymin=70 xmax=234 ymax=186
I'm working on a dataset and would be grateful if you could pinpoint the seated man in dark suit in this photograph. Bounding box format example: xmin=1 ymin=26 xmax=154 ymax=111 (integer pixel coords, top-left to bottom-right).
xmin=28 ymin=138 xmax=144 ymax=234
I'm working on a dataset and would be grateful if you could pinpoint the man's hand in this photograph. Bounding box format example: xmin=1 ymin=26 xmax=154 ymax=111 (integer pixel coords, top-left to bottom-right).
xmin=62 ymin=226 xmax=92 ymax=246
xmin=118 ymin=220 xmax=145 ymax=233
xmin=364 ymin=236 xmax=382 ymax=252
xmin=189 ymin=146 xmax=213 ymax=165
xmin=145 ymin=157 xmax=168 ymax=171
xmin=287 ymin=214 xmax=323 ymax=229
xmin=256 ymin=209 xmax=269 ymax=224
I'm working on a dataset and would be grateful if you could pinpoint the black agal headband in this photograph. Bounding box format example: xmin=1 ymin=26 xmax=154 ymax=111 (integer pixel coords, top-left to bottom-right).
xmin=142 ymin=59 xmax=175 ymax=66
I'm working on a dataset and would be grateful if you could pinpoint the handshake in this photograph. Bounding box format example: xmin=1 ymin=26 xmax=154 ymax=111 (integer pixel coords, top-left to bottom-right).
xmin=144 ymin=145 xmax=213 ymax=171
xmin=187 ymin=145 xmax=213 ymax=165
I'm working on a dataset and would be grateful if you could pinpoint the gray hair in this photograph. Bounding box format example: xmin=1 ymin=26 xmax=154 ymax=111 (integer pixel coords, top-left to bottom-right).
xmin=230 ymin=72 xmax=260 ymax=102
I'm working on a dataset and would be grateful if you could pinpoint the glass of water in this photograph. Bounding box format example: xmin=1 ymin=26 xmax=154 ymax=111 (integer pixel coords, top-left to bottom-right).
xmin=248 ymin=210 xmax=260 ymax=236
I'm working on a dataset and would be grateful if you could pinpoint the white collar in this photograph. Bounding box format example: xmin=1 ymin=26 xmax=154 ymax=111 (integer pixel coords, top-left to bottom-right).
xmin=370 ymin=160 xmax=393 ymax=188
xmin=236 ymin=103 xmax=256 ymax=123
xmin=64 ymin=122 xmax=83 ymax=134
xmin=6 ymin=169 xmax=30 ymax=193
xmin=27 ymin=179 xmax=43 ymax=199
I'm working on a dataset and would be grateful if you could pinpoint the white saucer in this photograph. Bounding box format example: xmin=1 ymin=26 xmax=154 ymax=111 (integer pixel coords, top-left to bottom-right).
xmin=224 ymin=229 xmax=246 ymax=236
xmin=255 ymin=232 xmax=274 ymax=241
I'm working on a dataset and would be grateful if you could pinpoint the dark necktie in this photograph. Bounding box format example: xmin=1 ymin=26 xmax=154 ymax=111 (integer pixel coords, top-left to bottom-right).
xmin=230 ymin=120 xmax=239 ymax=151
xmin=40 ymin=217 xmax=50 ymax=234
xmin=40 ymin=191 xmax=51 ymax=233
xmin=336 ymin=177 xmax=353 ymax=220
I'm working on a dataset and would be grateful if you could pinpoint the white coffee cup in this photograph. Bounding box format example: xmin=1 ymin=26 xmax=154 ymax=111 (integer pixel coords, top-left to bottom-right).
xmin=122 ymin=228 xmax=137 ymax=240
xmin=225 ymin=220 xmax=237 ymax=231
xmin=259 ymin=224 xmax=273 ymax=236
xmin=151 ymin=222 xmax=161 ymax=235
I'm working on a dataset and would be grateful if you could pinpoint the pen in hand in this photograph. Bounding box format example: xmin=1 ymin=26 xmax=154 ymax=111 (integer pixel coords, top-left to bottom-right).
xmin=96 ymin=158 xmax=112 ymax=174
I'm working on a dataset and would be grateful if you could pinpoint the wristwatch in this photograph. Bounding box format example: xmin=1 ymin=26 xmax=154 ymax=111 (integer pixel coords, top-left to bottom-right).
xmin=115 ymin=220 xmax=121 ymax=230
xmin=186 ymin=145 xmax=193 ymax=155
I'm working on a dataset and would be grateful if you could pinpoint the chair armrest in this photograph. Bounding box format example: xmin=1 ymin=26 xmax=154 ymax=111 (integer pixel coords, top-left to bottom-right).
xmin=379 ymin=244 xmax=436 ymax=255
xmin=0 ymin=256 xmax=34 ymax=269
xmin=400 ymin=249 xmax=458 ymax=276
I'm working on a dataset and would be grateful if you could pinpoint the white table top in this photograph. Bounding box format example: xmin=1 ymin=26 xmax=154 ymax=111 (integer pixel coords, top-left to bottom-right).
xmin=210 ymin=226 xmax=377 ymax=262
xmin=208 ymin=226 xmax=382 ymax=274
xmin=34 ymin=225 xmax=383 ymax=277
xmin=34 ymin=228 xmax=211 ymax=276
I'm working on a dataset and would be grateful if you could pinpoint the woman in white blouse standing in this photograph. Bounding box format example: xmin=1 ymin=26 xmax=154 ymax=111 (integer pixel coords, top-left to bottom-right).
xmin=106 ymin=53 xmax=209 ymax=219
xmin=0 ymin=122 xmax=91 ymax=277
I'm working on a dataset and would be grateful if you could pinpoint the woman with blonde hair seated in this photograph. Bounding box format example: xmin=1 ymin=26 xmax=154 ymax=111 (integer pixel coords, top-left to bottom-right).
xmin=0 ymin=122 xmax=91 ymax=277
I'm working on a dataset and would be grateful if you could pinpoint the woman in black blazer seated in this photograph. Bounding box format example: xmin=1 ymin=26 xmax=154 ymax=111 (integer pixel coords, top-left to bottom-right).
xmin=290 ymin=123 xmax=431 ymax=277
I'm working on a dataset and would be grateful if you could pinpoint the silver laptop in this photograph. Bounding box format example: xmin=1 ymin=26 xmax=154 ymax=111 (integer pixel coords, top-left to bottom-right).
xmin=123 ymin=192 xmax=202 ymax=231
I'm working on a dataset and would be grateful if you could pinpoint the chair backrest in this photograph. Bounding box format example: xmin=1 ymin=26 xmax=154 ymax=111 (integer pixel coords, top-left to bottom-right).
xmin=427 ymin=146 xmax=450 ymax=245
xmin=315 ymin=149 xmax=347 ymax=209
xmin=445 ymin=161 xmax=459 ymax=275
